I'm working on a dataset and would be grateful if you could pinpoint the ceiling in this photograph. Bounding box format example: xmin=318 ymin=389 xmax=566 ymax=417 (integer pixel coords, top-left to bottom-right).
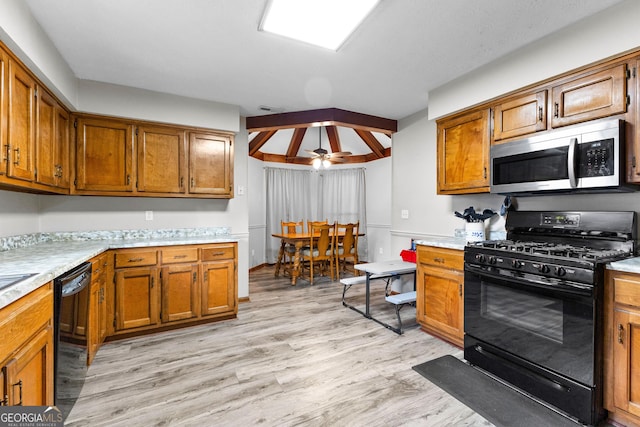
xmin=24 ymin=0 xmax=624 ymax=164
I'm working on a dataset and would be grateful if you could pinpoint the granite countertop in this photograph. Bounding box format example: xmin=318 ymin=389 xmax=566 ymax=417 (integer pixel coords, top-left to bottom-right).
xmin=607 ymin=257 xmax=640 ymax=274
xmin=414 ymin=236 xmax=468 ymax=251
xmin=0 ymin=228 xmax=237 ymax=310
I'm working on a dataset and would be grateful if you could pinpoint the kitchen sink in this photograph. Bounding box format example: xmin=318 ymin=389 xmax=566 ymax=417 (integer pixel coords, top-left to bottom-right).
xmin=0 ymin=273 xmax=38 ymax=291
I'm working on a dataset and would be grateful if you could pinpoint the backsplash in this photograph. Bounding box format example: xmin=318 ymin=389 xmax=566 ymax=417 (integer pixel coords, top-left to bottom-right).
xmin=0 ymin=227 xmax=231 ymax=252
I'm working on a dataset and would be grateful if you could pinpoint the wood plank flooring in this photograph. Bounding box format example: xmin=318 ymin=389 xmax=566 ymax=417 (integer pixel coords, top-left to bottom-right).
xmin=65 ymin=266 xmax=492 ymax=426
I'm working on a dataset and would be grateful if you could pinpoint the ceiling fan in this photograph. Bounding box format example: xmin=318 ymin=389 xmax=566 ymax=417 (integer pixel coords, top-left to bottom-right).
xmin=305 ymin=127 xmax=351 ymax=168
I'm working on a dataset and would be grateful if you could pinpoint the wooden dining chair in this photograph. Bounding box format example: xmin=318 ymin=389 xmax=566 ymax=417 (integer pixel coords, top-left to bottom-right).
xmin=302 ymin=222 xmax=336 ymax=284
xmin=280 ymin=220 xmax=303 ymax=277
xmin=335 ymin=222 xmax=359 ymax=280
xmin=306 ymin=219 xmax=328 ymax=232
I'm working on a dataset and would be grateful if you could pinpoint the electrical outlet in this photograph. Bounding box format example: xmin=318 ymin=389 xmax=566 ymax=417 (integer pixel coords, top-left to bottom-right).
xmin=238 ymin=185 xmax=245 ymax=195
xmin=379 ymin=247 xmax=383 ymax=254
xmin=145 ymin=211 xmax=153 ymax=221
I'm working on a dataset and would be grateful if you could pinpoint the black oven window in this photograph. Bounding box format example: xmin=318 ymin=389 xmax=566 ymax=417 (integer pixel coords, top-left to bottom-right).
xmin=481 ymin=283 xmax=563 ymax=343
xmin=493 ymin=147 xmax=569 ymax=185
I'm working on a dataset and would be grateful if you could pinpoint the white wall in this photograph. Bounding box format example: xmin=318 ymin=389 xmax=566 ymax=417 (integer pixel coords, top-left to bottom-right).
xmin=429 ymin=0 xmax=640 ymax=120
xmin=0 ymin=190 xmax=40 ymax=236
xmin=391 ymin=0 xmax=640 ymax=258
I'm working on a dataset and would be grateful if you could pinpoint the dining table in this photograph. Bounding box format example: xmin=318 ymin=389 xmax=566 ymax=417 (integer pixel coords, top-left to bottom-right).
xmin=271 ymin=230 xmax=363 ymax=285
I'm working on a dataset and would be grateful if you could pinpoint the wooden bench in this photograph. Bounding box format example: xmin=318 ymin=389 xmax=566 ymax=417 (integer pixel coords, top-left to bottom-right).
xmin=385 ymin=291 xmax=417 ymax=334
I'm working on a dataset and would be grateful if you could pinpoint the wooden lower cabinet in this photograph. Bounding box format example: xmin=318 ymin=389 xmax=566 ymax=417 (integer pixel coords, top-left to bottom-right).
xmin=0 ymin=282 xmax=54 ymax=406
xmin=201 ymin=259 xmax=236 ymax=316
xmin=115 ymin=267 xmax=160 ymax=331
xmin=604 ymin=270 xmax=640 ymax=426
xmin=416 ymin=245 xmax=464 ymax=347
xmin=112 ymin=243 xmax=238 ymax=336
xmin=161 ymin=264 xmax=199 ymax=322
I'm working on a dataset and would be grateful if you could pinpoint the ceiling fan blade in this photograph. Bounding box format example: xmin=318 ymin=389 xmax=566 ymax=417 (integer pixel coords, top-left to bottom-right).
xmin=328 ymin=151 xmax=352 ymax=157
xmin=305 ymin=149 xmax=321 ymax=157
xmin=330 ymin=157 xmax=346 ymax=162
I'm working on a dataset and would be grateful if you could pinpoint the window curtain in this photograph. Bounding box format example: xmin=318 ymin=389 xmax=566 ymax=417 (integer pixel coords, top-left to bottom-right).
xmin=265 ymin=167 xmax=314 ymax=263
xmin=265 ymin=166 xmax=368 ymax=264
xmin=318 ymin=168 xmax=368 ymax=261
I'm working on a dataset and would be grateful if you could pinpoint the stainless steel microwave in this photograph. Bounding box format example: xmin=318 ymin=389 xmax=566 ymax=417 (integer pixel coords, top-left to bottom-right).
xmin=490 ymin=119 xmax=634 ymax=195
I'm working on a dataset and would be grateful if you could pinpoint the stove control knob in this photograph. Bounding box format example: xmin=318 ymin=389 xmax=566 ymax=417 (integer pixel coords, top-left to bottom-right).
xmin=555 ymin=266 xmax=566 ymax=277
xmin=538 ymin=264 xmax=550 ymax=273
xmin=475 ymin=254 xmax=486 ymax=263
xmin=512 ymin=259 xmax=524 ymax=269
xmin=488 ymin=256 xmax=498 ymax=265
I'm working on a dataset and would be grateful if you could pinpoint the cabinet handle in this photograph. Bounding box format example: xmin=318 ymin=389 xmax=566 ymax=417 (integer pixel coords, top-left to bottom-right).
xmin=13 ymin=379 xmax=23 ymax=406
xmin=127 ymin=175 xmax=131 ymax=185
xmin=459 ymin=283 xmax=463 ymax=297
xmin=151 ymin=276 xmax=154 ymax=288
xmin=618 ymin=324 xmax=624 ymax=344
xmin=193 ymin=272 xmax=197 ymax=284
xmin=13 ymin=147 xmax=20 ymax=165
xmin=554 ymin=103 xmax=559 ymax=118
xmin=483 ymin=167 xmax=487 ymax=179
xmin=3 ymin=144 xmax=8 ymax=162
xmin=128 ymin=257 xmax=144 ymax=263
xmin=433 ymin=257 xmax=445 ymax=264
xmin=173 ymin=255 xmax=187 ymax=259
xmin=1 ymin=393 xmax=7 ymax=405
xmin=191 ymin=177 xmax=195 ymax=188
xmin=538 ymin=106 xmax=543 ymax=122
xmin=180 ymin=177 xmax=184 ymax=188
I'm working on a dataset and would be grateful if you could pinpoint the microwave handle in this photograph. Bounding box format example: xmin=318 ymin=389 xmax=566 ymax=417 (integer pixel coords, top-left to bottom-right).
xmin=568 ymin=137 xmax=578 ymax=188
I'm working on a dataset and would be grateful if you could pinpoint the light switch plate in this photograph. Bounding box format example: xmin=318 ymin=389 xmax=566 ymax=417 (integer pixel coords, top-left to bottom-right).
xmin=401 ymin=209 xmax=409 ymax=219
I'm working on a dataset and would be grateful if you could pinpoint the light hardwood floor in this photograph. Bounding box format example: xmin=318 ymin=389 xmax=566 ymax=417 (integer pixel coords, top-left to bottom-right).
xmin=65 ymin=266 xmax=492 ymax=427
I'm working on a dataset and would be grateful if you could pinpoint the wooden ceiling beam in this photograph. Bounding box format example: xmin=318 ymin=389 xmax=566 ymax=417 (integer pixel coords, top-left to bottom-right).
xmin=246 ymin=108 xmax=397 ymax=134
xmin=325 ymin=126 xmax=342 ymax=153
xmin=354 ymin=129 xmax=386 ymax=158
xmin=249 ymin=130 xmax=277 ymax=156
xmin=286 ymin=127 xmax=307 ymax=158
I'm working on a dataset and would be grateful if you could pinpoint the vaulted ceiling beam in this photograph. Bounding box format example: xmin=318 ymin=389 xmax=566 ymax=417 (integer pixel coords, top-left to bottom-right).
xmin=325 ymin=126 xmax=342 ymax=153
xmin=249 ymin=130 xmax=277 ymax=156
xmin=286 ymin=127 xmax=307 ymax=158
xmin=246 ymin=108 xmax=397 ymax=134
xmin=354 ymin=129 xmax=386 ymax=158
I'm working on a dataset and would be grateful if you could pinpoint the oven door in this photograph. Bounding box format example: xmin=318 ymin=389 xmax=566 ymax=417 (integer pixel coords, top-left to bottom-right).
xmin=464 ymin=265 xmax=596 ymax=386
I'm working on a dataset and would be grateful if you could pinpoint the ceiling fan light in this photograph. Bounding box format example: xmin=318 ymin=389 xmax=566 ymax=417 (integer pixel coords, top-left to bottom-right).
xmin=322 ymin=159 xmax=331 ymax=168
xmin=312 ymin=158 xmax=322 ymax=169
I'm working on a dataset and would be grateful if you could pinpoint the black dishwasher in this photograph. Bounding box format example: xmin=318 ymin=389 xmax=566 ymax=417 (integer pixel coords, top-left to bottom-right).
xmin=53 ymin=262 xmax=91 ymax=420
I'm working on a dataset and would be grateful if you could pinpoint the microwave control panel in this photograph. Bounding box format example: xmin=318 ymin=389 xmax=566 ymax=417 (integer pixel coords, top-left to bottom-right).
xmin=578 ymin=138 xmax=614 ymax=177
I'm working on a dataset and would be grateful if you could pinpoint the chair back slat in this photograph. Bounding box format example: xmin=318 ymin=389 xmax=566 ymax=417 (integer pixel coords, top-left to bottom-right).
xmin=306 ymin=219 xmax=328 ymax=233
xmin=281 ymin=220 xmax=303 ymax=234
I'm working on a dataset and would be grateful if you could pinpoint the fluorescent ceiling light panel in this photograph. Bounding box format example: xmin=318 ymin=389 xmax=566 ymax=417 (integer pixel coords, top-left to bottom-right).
xmin=260 ymin=0 xmax=380 ymax=51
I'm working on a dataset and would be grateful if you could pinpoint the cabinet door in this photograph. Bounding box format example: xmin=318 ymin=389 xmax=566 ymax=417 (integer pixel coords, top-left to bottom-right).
xmin=200 ymin=260 xmax=236 ymax=316
xmin=416 ymin=263 xmax=464 ymax=346
xmin=73 ymin=286 xmax=89 ymax=337
xmin=6 ymin=59 xmax=36 ymax=182
xmin=161 ymin=264 xmax=198 ymax=322
xmin=613 ymin=309 xmax=640 ymax=417
xmin=188 ymin=132 xmax=233 ymax=196
xmin=54 ymin=105 xmax=70 ymax=189
xmin=4 ymin=327 xmax=53 ymax=406
xmin=35 ymin=89 xmax=57 ymax=187
xmin=115 ymin=267 xmax=159 ymax=331
xmin=75 ymin=117 xmax=134 ymax=192
xmin=493 ymin=91 xmax=547 ymax=142
xmin=137 ymin=125 xmax=186 ymax=193
xmin=551 ymin=64 xmax=627 ymax=128
xmin=437 ymin=109 xmax=489 ymax=194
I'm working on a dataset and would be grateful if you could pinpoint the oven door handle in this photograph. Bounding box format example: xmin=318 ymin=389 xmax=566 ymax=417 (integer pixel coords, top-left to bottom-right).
xmin=465 ymin=264 xmax=593 ymax=298
xmin=568 ymin=137 xmax=578 ymax=188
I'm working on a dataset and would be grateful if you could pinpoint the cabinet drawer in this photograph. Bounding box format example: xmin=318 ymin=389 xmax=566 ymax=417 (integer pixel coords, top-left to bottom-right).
xmin=614 ymin=276 xmax=640 ymax=307
xmin=201 ymin=245 xmax=235 ymax=261
xmin=161 ymin=247 xmax=199 ymax=264
xmin=417 ymin=245 xmax=463 ymax=270
xmin=115 ymin=250 xmax=157 ymax=268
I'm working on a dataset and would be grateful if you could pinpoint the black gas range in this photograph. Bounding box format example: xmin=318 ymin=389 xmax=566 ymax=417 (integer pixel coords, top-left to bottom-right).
xmin=464 ymin=211 xmax=636 ymax=426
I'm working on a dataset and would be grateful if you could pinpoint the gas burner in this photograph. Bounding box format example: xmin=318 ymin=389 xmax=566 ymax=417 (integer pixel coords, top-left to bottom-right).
xmin=470 ymin=239 xmax=631 ymax=262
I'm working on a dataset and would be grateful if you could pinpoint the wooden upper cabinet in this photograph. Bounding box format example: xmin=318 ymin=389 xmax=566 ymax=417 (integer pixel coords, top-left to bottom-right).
xmin=493 ymin=91 xmax=547 ymax=142
xmin=188 ymin=132 xmax=233 ymax=196
xmin=35 ymin=89 xmax=69 ymax=189
xmin=137 ymin=125 xmax=186 ymax=193
xmin=0 ymin=48 xmax=7 ymax=175
xmin=437 ymin=109 xmax=490 ymax=194
xmin=6 ymin=59 xmax=36 ymax=182
xmin=75 ymin=117 xmax=134 ymax=192
xmin=550 ymin=63 xmax=627 ymax=128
